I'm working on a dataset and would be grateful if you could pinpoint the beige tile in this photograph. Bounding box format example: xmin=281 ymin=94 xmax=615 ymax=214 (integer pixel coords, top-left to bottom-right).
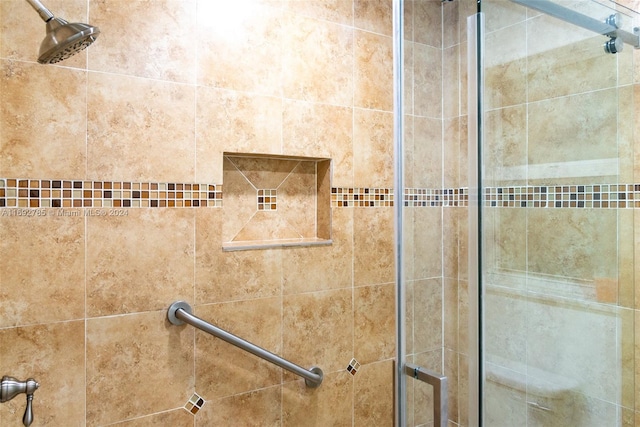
xmin=195 ymin=209 xmax=283 ymax=304
xmin=1 ymin=60 xmax=87 ymax=178
xmin=404 ymin=41 xmax=415 ymax=116
xmin=484 ymin=105 xmax=527 ymax=187
xmin=86 ymin=209 xmax=195 ymax=317
xmin=0 ymin=321 xmax=85 ymax=426
xmin=445 ymin=349 xmax=459 ymax=424
xmin=484 ymin=207 xmax=526 ymax=273
xmin=619 ymin=209 xmax=634 ymax=308
xmin=621 ymin=308 xmax=635 ymax=410
xmin=403 ymin=114 xmax=415 ymax=188
xmin=353 ymin=109 xmax=394 ymax=188
xmin=284 ymin=0 xmax=353 ymax=26
xmin=221 ymin=156 xmax=262 ymax=243
xmin=443 ymin=206 xmax=459 ymax=280
xmin=619 ymin=85 xmax=635 ymax=184
xmin=87 ymin=72 xmax=196 ymax=183
xmin=484 ymin=22 xmax=527 ymax=110
xmin=0 ymin=213 xmax=84 ymax=327
xmin=413 ymin=116 xmax=442 ymax=188
xmin=201 ymin=386 xmax=281 ymax=426
xmin=354 ymin=283 xmax=395 ymax=364
xmin=283 ymin=13 xmax=353 ymax=106
xmin=458 ymin=279 xmax=469 ymax=355
xmin=527 ymin=16 xmax=615 ymax=103
xmin=413 ymin=42 xmax=442 ymax=118
xmin=413 ymin=278 xmax=443 ymax=353
xmin=444 ymin=278 xmax=459 ymax=352
xmin=109 ymin=409 xmax=194 ymax=427
xmin=354 ymin=30 xmax=393 ymax=111
xmin=354 ymin=360 xmax=394 ymax=427
xmin=458 ymin=353 xmax=469 ymax=426
xmin=282 ymin=100 xmax=353 ymax=187
xmin=197 ymin=2 xmax=283 ymax=96
xmin=404 ymin=280 xmax=415 ymax=356
xmin=443 ymin=45 xmax=460 ymax=118
xmin=282 ymin=207 xmax=353 ymax=294
xmin=0 ymin=0 xmax=89 ymax=68
xmin=526 ymin=208 xmax=617 ymax=280
xmin=442 ymin=0 xmax=459 ymax=49
xmin=283 ymin=289 xmax=353 ymax=374
xmin=89 ymin=0 xmax=196 ymax=83
xmin=86 ymin=311 xmax=195 ymax=426
xmin=353 ymin=207 xmax=395 ymax=286
xmin=283 ymin=370 xmax=353 ymax=427
xmin=444 ymin=116 xmax=461 ymax=188
xmin=195 ymin=299 xmax=283 ymax=399
xmin=413 ymin=0 xmax=442 ymax=48
xmin=354 ymin=0 xmax=392 ymax=36
xmin=272 ymin=160 xmax=318 ymax=237
xmin=413 ymin=207 xmax=443 ymax=280
xmin=482 ymin=0 xmax=527 ymax=33
xmin=457 ymin=207 xmax=469 ymax=282
xmin=197 ymin=89 xmax=283 ymax=184
xmin=403 ymin=0 xmax=414 ymax=42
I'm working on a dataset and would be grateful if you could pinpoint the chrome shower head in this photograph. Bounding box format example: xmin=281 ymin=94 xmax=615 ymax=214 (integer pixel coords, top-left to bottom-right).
xmin=25 ymin=0 xmax=100 ymax=64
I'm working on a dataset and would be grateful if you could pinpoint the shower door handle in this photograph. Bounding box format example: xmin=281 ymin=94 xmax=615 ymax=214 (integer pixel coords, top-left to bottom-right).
xmin=405 ymin=363 xmax=448 ymax=427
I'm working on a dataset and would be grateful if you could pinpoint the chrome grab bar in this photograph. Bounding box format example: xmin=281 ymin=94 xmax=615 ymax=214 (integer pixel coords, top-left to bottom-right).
xmin=167 ymin=301 xmax=323 ymax=388
xmin=405 ymin=363 xmax=448 ymax=427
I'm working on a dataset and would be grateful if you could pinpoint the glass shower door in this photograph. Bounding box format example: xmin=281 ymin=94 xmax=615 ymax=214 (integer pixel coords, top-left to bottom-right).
xmin=477 ymin=1 xmax=637 ymax=425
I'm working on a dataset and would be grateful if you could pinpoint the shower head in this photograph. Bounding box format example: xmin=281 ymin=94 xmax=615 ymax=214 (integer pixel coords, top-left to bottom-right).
xmin=25 ymin=0 xmax=100 ymax=64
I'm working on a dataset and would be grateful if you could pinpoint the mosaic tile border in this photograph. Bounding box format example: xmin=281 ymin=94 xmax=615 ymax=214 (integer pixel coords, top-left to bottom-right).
xmin=484 ymin=184 xmax=640 ymax=208
xmin=0 ymin=179 xmax=222 ymax=208
xmin=331 ymin=187 xmax=394 ymax=207
xmin=4 ymin=179 xmax=639 ymax=210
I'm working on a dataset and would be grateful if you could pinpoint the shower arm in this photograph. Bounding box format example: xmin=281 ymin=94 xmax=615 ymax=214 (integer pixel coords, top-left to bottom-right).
xmin=25 ymin=0 xmax=54 ymax=22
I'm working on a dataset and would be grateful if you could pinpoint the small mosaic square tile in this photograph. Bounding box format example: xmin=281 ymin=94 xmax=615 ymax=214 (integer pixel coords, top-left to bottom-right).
xmin=347 ymin=358 xmax=361 ymax=376
xmin=258 ymin=189 xmax=277 ymax=210
xmin=184 ymin=392 xmax=205 ymax=415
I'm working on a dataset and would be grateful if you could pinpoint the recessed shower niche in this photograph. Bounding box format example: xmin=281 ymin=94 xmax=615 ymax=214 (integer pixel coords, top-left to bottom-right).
xmin=222 ymin=153 xmax=332 ymax=251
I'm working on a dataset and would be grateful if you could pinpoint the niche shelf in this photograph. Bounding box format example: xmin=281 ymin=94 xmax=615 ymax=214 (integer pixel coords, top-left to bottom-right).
xmin=222 ymin=153 xmax=332 ymax=251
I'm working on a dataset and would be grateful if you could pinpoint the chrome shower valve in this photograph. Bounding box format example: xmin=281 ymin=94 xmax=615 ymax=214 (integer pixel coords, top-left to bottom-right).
xmin=1 ymin=376 xmax=39 ymax=427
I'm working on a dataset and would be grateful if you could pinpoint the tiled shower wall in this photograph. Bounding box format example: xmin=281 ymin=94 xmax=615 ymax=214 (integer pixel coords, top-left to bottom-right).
xmin=0 ymin=1 xmax=398 ymax=425
xmin=402 ymin=1 xmax=475 ymax=426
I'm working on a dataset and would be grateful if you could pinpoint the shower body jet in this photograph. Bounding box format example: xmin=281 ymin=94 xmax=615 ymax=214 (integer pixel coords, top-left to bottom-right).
xmin=25 ymin=0 xmax=100 ymax=64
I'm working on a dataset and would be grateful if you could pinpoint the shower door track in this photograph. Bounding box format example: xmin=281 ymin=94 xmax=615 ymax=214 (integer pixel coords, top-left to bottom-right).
xmin=511 ymin=0 xmax=640 ymax=50
xmin=167 ymin=301 xmax=324 ymax=388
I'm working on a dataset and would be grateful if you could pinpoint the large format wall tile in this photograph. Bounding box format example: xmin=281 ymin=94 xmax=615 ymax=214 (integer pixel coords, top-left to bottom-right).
xmin=283 ymin=12 xmax=353 ymax=106
xmin=283 ymin=289 xmax=353 ymax=374
xmin=0 ymin=321 xmax=85 ymax=426
xmin=86 ymin=311 xmax=194 ymax=426
xmin=87 ymin=72 xmax=196 ymax=183
xmin=0 ymin=60 xmax=87 ymax=178
xmin=0 ymin=213 xmax=84 ymax=327
xmin=86 ymin=209 xmax=195 ymax=317
xmin=89 ymin=0 xmax=197 ymax=83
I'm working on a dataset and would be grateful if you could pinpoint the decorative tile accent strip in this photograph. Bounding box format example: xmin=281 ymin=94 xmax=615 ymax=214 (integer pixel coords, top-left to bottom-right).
xmin=257 ymin=189 xmax=277 ymax=210
xmin=184 ymin=392 xmax=205 ymax=415
xmin=4 ymin=179 xmax=637 ymax=210
xmin=0 ymin=178 xmax=222 ymax=208
xmin=331 ymin=187 xmax=394 ymax=207
xmin=404 ymin=187 xmax=468 ymax=207
xmin=347 ymin=358 xmax=361 ymax=376
xmin=483 ymin=184 xmax=640 ymax=208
